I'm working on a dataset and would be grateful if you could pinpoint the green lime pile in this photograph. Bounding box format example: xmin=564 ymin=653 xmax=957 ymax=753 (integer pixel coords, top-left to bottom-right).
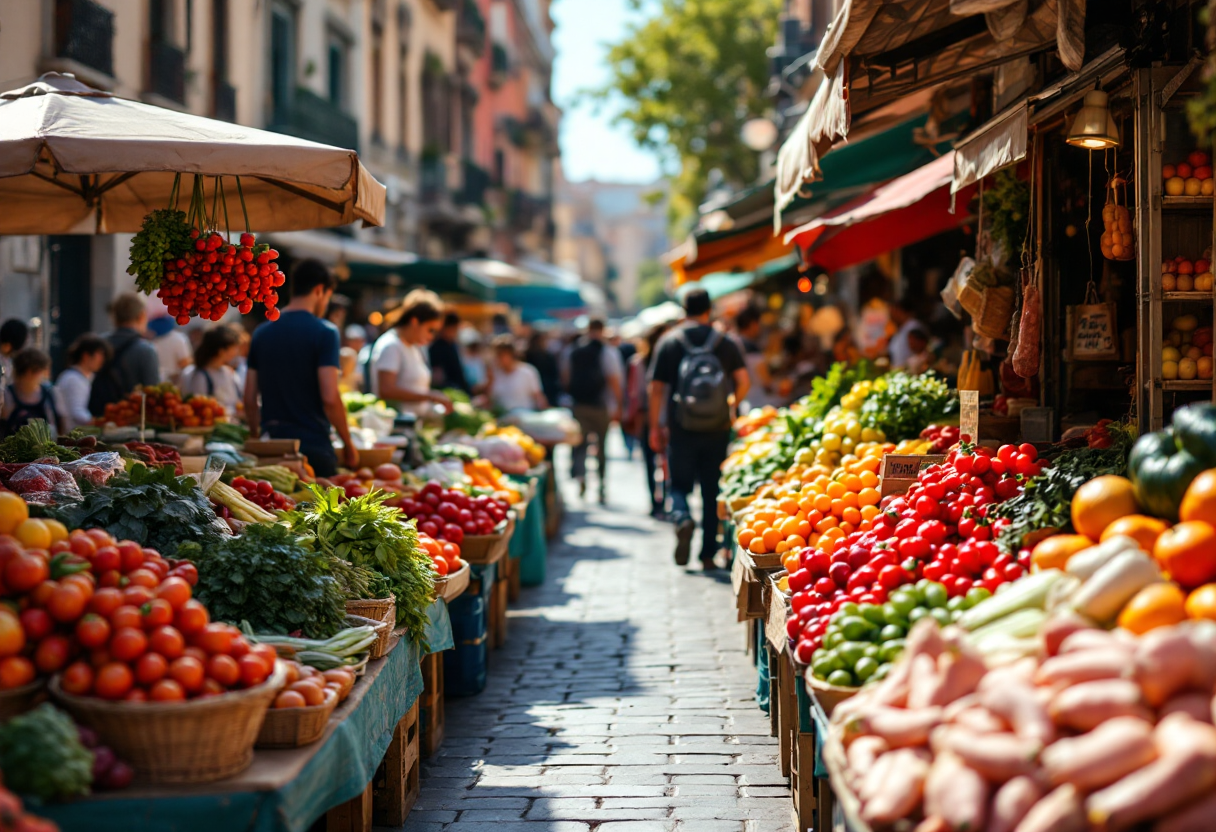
xmin=809 ymin=580 xmax=992 ymax=688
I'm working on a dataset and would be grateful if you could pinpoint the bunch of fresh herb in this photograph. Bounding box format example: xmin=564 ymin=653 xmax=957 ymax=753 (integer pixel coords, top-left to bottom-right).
xmin=981 ymin=168 xmax=1031 ymax=264
xmin=46 ymin=463 xmax=228 ymax=553
xmin=181 ymin=522 xmax=348 ymax=638
xmin=858 ymin=371 xmax=957 ymax=442
xmin=285 ymin=487 xmax=435 ymax=648
xmin=0 ymin=421 xmax=81 ymax=464
xmin=0 ymin=705 xmax=93 ymax=802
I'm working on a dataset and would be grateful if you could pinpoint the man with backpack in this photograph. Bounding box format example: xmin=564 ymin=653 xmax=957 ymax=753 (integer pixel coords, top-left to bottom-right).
xmin=89 ymin=293 xmax=161 ymax=416
xmin=648 ymin=287 xmax=749 ymax=570
xmin=563 ymin=318 xmax=623 ymax=504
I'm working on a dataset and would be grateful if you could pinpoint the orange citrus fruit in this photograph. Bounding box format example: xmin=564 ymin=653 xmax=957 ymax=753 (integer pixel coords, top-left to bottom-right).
xmin=0 ymin=494 xmax=28 ymax=536
xmin=14 ymin=519 xmax=50 ymax=551
xmin=1101 ymin=515 xmax=1169 ymax=552
xmin=1072 ymin=476 xmax=1139 ymax=540
xmin=1118 ymin=583 xmax=1187 ymax=635
xmin=1030 ymin=534 xmax=1094 ymax=572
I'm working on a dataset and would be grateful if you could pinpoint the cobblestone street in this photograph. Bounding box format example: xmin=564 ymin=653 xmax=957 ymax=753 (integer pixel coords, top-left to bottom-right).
xmin=399 ymin=446 xmax=793 ymax=832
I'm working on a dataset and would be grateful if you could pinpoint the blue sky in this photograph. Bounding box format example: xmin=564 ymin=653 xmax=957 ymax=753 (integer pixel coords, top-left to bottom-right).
xmin=551 ymin=0 xmax=664 ymax=184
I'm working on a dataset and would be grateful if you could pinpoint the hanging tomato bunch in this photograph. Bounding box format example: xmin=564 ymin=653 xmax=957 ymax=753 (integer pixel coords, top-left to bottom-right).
xmin=128 ymin=175 xmax=284 ymax=324
xmin=157 ymin=231 xmax=283 ymax=324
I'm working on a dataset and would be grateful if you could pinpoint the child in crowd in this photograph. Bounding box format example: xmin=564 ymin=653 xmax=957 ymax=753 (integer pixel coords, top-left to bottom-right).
xmin=55 ymin=334 xmax=111 ymax=432
xmin=3 ymin=349 xmax=66 ymax=436
xmin=179 ymin=325 xmax=244 ymax=417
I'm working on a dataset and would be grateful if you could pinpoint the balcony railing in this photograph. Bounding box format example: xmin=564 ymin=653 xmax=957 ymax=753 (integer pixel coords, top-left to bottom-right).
xmin=457 ymin=0 xmax=486 ymax=54
xmin=420 ymin=156 xmax=447 ymax=202
xmin=149 ymin=41 xmax=186 ymax=103
xmin=54 ymin=0 xmax=114 ymax=78
xmin=455 ymin=159 xmax=492 ymax=207
xmin=268 ymin=87 xmax=359 ymax=151
xmin=213 ymin=80 xmax=237 ymax=122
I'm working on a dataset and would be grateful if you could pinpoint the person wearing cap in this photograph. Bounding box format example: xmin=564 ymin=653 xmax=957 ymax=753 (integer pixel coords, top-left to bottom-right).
xmin=648 ymin=287 xmax=749 ymax=571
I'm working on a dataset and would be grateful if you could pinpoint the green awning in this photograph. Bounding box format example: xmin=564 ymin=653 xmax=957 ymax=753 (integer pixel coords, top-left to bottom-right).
xmin=385 ymin=260 xmax=496 ymax=301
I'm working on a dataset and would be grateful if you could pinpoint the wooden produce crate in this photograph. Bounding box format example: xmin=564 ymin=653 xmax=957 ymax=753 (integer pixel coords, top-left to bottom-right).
xmin=773 ymin=646 xmax=798 ymax=779
xmin=766 ymin=575 xmax=790 ymax=652
xmin=419 ymin=651 xmax=444 ymax=758
xmin=489 ymin=566 xmax=509 ymax=649
xmin=731 ymin=547 xmax=778 ymax=622
xmin=327 ymin=702 xmax=420 ymax=831
xmin=789 ymin=722 xmax=816 ymax=832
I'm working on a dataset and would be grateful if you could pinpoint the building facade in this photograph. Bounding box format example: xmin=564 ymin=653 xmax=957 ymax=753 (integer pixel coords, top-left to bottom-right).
xmin=0 ymin=0 xmax=560 ymax=362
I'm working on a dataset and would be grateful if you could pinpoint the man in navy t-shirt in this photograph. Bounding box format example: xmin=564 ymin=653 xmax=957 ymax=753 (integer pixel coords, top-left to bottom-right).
xmin=244 ymin=259 xmax=358 ymax=477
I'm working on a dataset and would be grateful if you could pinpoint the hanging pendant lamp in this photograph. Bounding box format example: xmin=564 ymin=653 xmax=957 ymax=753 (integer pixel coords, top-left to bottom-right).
xmin=1066 ymin=90 xmax=1120 ymax=149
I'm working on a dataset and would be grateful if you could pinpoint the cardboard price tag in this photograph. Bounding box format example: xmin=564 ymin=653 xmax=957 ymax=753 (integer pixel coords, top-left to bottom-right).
xmin=960 ymin=389 xmax=980 ymax=443
xmin=879 ymin=454 xmax=948 ymax=497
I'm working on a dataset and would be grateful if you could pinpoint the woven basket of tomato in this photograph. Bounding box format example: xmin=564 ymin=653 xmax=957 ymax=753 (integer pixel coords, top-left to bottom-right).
xmin=256 ymin=659 xmax=353 ymax=749
xmin=461 ymin=518 xmax=513 ymax=565
xmin=51 ymin=658 xmax=286 ymax=784
xmin=437 ymin=560 xmax=471 ymax=602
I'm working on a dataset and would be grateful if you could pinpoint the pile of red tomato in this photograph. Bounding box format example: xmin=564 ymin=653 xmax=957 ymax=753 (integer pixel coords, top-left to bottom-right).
xmin=786 ymin=441 xmax=1041 ymax=663
xmin=156 ymin=230 xmax=284 ymax=325
xmin=230 ymin=477 xmax=296 ymax=511
xmin=0 ymin=526 xmax=275 ymax=702
xmin=418 ymin=531 xmax=463 ymax=577
xmin=390 ymin=482 xmax=509 ymax=546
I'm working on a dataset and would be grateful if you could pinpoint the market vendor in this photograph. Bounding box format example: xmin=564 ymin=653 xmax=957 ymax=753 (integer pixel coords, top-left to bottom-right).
xmin=369 ymin=290 xmax=454 ymax=416
xmin=244 ymin=259 xmax=358 ymax=477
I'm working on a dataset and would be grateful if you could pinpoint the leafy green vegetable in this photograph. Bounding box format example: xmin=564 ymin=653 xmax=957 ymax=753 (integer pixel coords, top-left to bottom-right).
xmin=0 ymin=704 xmax=93 ymax=802
xmin=993 ymin=427 xmax=1134 ymax=552
xmin=444 ymin=400 xmax=492 ymax=435
xmin=285 ymin=487 xmax=435 ymax=648
xmin=858 ymin=371 xmax=957 ymax=442
xmin=45 ymin=463 xmax=228 ymax=553
xmin=0 ymin=420 xmax=81 ymax=464
xmin=982 ymin=168 xmax=1031 ymax=265
xmin=181 ymin=522 xmax=348 ymax=638
xmin=208 ymin=422 xmax=250 ymax=446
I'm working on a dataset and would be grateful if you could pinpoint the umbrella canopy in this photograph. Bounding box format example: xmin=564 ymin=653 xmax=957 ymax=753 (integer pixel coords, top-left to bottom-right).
xmin=0 ymin=73 xmax=385 ymax=234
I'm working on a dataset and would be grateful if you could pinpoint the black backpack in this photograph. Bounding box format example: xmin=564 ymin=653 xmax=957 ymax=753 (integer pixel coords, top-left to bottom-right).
xmin=674 ymin=329 xmax=731 ymax=431
xmin=567 ymin=339 xmax=606 ymax=406
xmin=88 ymin=336 xmax=139 ymax=417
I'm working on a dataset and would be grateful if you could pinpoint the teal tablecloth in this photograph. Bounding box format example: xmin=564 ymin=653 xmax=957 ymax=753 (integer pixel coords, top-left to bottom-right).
xmin=40 ymin=600 xmax=453 ymax=832
xmin=508 ymin=474 xmax=548 ymax=587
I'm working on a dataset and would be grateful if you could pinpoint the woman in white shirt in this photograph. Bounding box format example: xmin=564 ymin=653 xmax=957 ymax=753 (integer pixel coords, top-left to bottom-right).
xmin=55 ymin=334 xmax=111 ymax=431
xmin=179 ymin=324 xmax=244 ymax=417
xmin=489 ymin=336 xmax=547 ymax=413
xmin=370 ymin=289 xmax=453 ymax=415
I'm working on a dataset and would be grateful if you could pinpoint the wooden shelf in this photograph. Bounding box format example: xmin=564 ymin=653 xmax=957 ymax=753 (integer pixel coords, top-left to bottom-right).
xmin=1163 ymin=380 xmax=1213 ymax=391
xmin=1163 ymin=195 xmax=1214 ymax=210
xmin=1163 ymin=291 xmax=1215 ymax=301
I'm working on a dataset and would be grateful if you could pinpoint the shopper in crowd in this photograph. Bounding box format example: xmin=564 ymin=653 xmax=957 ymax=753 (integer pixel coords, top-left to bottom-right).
xmin=180 ymin=324 xmax=245 ymax=417
xmin=886 ymin=300 xmax=926 ymax=368
xmin=429 ymin=312 xmax=468 ymax=393
xmin=3 ymin=349 xmax=66 ymax=437
xmin=902 ymin=327 xmax=934 ymax=375
xmin=626 ymin=323 xmax=669 ymax=519
xmin=339 ymin=325 xmax=368 ymax=393
xmin=489 ymin=336 xmax=547 ymax=413
xmin=245 ymin=259 xmax=358 ymax=477
xmin=0 ymin=319 xmax=29 ymax=386
xmin=150 ymin=315 xmax=193 ymax=385
xmin=89 ymin=293 xmax=160 ymax=416
xmin=649 ymin=287 xmax=748 ymax=570
xmin=461 ymin=332 xmax=490 ymax=394
xmin=325 ymin=294 xmax=350 ymax=332
xmin=613 ymin=331 xmax=638 ymax=457
xmin=562 ymin=318 xmax=623 ymax=504
xmin=55 ymin=334 xmax=111 ymax=432
xmin=525 ymin=330 xmax=561 ymax=406
xmin=370 ymin=289 xmax=453 ymax=416
xmin=735 ymin=307 xmax=775 ymax=411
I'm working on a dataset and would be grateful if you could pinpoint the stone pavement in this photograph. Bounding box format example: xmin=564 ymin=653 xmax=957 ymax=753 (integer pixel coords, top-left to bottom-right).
xmin=395 ymin=447 xmax=794 ymax=832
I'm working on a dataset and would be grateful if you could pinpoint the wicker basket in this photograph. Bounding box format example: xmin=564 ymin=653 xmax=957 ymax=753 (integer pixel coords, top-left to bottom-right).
xmin=345 ymin=613 xmax=393 ymax=661
xmin=51 ymin=661 xmax=286 ymax=784
xmin=255 ymin=690 xmax=339 ymax=749
xmin=461 ymin=519 xmax=510 ymax=564
xmin=959 ymin=277 xmax=1015 ymax=339
xmin=436 ymin=560 xmax=471 ymax=601
xmin=344 ymin=596 xmax=395 ymax=623
xmin=0 ymin=680 xmax=44 ymax=723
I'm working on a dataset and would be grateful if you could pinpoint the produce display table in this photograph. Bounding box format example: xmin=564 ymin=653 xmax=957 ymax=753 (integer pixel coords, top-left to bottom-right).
xmin=39 ymin=600 xmax=454 ymax=832
xmin=445 ymin=561 xmax=495 ymax=696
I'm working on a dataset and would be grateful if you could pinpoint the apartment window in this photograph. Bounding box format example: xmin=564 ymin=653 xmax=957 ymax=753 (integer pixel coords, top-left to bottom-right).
xmin=270 ymin=2 xmax=296 ymax=124
xmin=211 ymin=0 xmax=236 ymax=120
xmin=148 ymin=0 xmax=186 ymax=102
xmin=399 ymin=60 xmax=409 ymax=154
xmin=327 ymin=29 xmax=349 ymax=110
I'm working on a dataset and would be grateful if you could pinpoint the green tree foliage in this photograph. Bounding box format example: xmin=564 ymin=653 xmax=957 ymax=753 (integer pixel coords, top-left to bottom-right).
xmin=635 ymin=258 xmax=670 ymax=310
xmin=594 ymin=0 xmax=780 ymax=230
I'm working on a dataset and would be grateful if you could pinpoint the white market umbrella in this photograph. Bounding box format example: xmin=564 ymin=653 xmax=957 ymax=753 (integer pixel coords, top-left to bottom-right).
xmin=0 ymin=73 xmax=385 ymax=234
